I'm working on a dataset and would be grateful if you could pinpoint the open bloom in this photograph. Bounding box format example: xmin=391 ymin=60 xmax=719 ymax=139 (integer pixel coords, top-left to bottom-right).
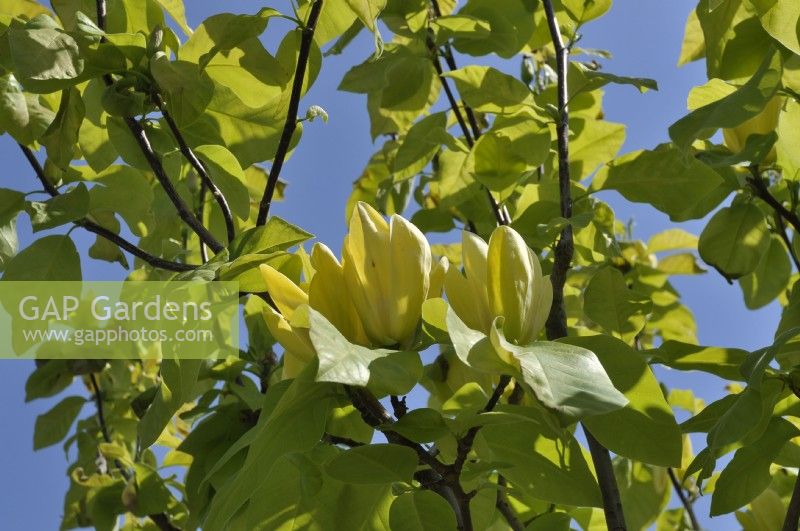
xmin=445 ymin=226 xmax=552 ymax=345
xmin=260 ymin=202 xmax=446 ymax=377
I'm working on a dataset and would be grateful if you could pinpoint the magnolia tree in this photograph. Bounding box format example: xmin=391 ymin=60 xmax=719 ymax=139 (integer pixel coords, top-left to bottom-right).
xmin=1 ymin=0 xmax=799 ymax=529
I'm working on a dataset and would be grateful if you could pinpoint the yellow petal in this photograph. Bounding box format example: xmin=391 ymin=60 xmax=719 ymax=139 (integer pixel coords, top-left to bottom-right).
xmin=461 ymin=230 xmax=492 ymax=327
xmin=259 ymin=264 xmax=308 ymax=319
xmin=487 ymin=226 xmax=534 ymax=343
xmin=388 ymin=214 xmax=431 ymax=344
xmin=309 ymin=243 xmax=368 ymax=345
xmin=261 ymin=306 xmax=315 ymax=379
xmin=444 ymin=266 xmax=487 ymax=333
xmin=427 ymin=257 xmax=449 ymax=299
xmin=343 ymin=203 xmax=393 ymax=344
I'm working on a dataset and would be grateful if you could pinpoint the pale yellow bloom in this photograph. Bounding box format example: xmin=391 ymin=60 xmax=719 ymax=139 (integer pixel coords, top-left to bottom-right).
xmin=260 ymin=202 xmax=445 ymax=376
xmin=445 ymin=226 xmax=552 ymax=345
xmin=342 ymin=202 xmax=435 ymax=347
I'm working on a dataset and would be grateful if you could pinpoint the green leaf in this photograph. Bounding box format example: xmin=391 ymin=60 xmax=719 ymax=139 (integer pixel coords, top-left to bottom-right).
xmin=386 ymin=408 xmax=449 ymax=443
xmin=2 ymin=234 xmax=81 ymax=280
xmin=481 ymin=405 xmax=602 ymax=507
xmin=740 ymin=234 xmax=791 ymax=309
xmin=325 ymin=443 xmax=417 ymax=485
xmin=6 ymin=24 xmax=84 ymax=93
xmin=193 ymin=144 xmax=250 ymax=220
xmin=33 ymin=395 xmax=85 ymax=450
xmin=498 ymin=334 xmax=629 ymax=417
xmin=78 ymin=79 xmax=116 ymax=173
xmin=389 ymin=491 xmax=458 ymax=531
xmin=751 ymin=0 xmax=800 ymax=55
xmin=41 ymin=87 xmax=84 ymax=169
xmin=698 ymin=202 xmax=770 ymax=280
xmin=432 ymin=15 xmax=491 ymax=45
xmin=150 ymin=54 xmax=213 ymax=127
xmin=344 ymin=0 xmax=387 ymax=33
xmin=27 ymin=183 xmax=89 ymax=232
xmin=88 ymin=165 xmax=155 ymax=237
xmin=563 ymin=0 xmax=611 ymax=23
xmin=309 ymin=308 xmax=418 ymax=389
xmin=0 ymin=74 xmax=55 ymax=144
xmin=446 ymin=308 xmax=514 ymax=374
xmin=647 ymin=340 xmax=748 ymax=381
xmin=614 ymin=459 xmax=671 ymax=530
xmin=138 ymin=359 xmax=202 ymax=448
xmin=740 ymin=326 xmax=800 ymax=388
xmin=392 ymin=112 xmax=456 ymax=181
xmin=25 ymin=360 xmax=72 ymax=402
xmin=228 ymin=216 xmax=313 ymax=258
xmin=154 ymin=0 xmax=192 ymax=35
xmin=195 ymin=8 xmax=281 ymax=68
xmin=570 ymin=335 xmax=682 ymax=467
xmin=568 ymin=119 xmax=626 ymax=180
xmin=443 ymin=66 xmax=534 ymax=114
xmin=597 ymin=144 xmax=729 ymax=222
xmin=678 ymin=8 xmax=705 ymax=66
xmin=451 ymin=0 xmax=537 ymax=58
xmin=576 ymin=66 xmax=658 ymax=94
xmin=467 ymin=110 xmax=550 ymax=191
xmin=204 ymin=374 xmax=337 ymax=530
xmin=647 ymin=228 xmax=699 ymax=253
xmin=669 ymin=49 xmax=782 ymax=150
xmin=583 ymin=267 xmax=652 ymax=342
xmin=711 ymin=418 xmax=799 ymax=515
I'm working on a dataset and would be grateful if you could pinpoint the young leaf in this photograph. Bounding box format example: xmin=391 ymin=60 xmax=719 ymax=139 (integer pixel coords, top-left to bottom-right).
xmin=698 ymin=202 xmax=770 ymax=280
xmin=33 ymin=395 xmax=85 ymax=450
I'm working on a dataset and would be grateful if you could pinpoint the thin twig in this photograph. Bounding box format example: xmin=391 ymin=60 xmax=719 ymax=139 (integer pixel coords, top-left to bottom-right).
xmin=19 ymin=144 xmax=195 ymax=272
xmin=89 ymin=374 xmax=179 ymax=531
xmin=776 ymin=212 xmax=800 ymax=271
xmin=496 ymin=475 xmax=524 ymax=531
xmin=539 ymin=1 xmax=626 ymax=529
xmin=155 ymin=95 xmax=235 ymax=243
xmin=256 ymin=0 xmax=324 ymax=226
xmin=783 ymin=470 xmax=800 ymax=531
xmin=96 ymin=0 xmax=222 ymax=254
xmin=748 ymin=167 xmax=800 ymax=235
xmin=667 ymin=468 xmax=700 ymax=531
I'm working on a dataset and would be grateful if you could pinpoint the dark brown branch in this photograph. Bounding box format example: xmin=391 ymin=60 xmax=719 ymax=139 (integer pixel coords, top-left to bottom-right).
xmin=89 ymin=374 xmax=179 ymax=531
xmin=256 ymin=0 xmax=324 ymax=226
xmin=783 ymin=470 xmax=800 ymax=531
xmin=19 ymin=144 xmax=195 ymax=272
xmin=748 ymin=167 xmax=800 ymax=234
xmin=540 ymin=2 xmax=626 ymax=529
xmin=775 ymin=212 xmax=800 ymax=271
xmin=496 ymin=475 xmax=524 ymax=531
xmin=95 ymin=0 xmax=222 ymax=254
xmin=155 ymin=95 xmax=235 ymax=243
xmin=667 ymin=468 xmax=700 ymax=531
xmin=426 ymin=22 xmax=508 ymax=226
xmin=323 ymin=433 xmax=364 ymax=447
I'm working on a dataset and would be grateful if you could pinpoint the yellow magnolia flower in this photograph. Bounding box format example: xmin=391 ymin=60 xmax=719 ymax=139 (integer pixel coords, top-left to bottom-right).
xmin=342 ymin=202 xmax=441 ymax=347
xmin=445 ymin=226 xmax=552 ymax=345
xmin=260 ymin=202 xmax=446 ymax=376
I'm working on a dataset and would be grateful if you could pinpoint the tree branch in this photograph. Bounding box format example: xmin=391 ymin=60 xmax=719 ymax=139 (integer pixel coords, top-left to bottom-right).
xmin=155 ymin=95 xmax=235 ymax=243
xmin=426 ymin=10 xmax=509 ymax=226
xmin=539 ymin=2 xmax=626 ymax=529
xmin=256 ymin=0 xmax=324 ymax=226
xmin=496 ymin=475 xmax=524 ymax=531
xmin=748 ymin=167 xmax=800 ymax=235
xmin=96 ymin=0 xmax=222 ymax=254
xmin=89 ymin=374 xmax=179 ymax=531
xmin=784 ymin=470 xmax=800 ymax=531
xmin=19 ymin=144 xmax=195 ymax=272
xmin=667 ymin=468 xmax=700 ymax=531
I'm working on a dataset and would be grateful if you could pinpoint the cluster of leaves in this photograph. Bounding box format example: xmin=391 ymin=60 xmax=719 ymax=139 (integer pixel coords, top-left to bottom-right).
xmin=2 ymin=0 xmax=800 ymax=529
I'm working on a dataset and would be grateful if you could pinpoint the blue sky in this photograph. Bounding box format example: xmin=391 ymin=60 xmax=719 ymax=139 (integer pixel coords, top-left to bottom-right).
xmin=0 ymin=1 xmax=781 ymax=528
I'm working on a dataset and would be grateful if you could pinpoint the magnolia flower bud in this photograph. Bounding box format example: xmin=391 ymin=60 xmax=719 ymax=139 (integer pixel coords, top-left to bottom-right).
xmin=342 ymin=202 xmax=434 ymax=347
xmin=722 ymin=95 xmax=783 ymax=163
xmin=446 ymin=226 xmax=552 ymax=345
